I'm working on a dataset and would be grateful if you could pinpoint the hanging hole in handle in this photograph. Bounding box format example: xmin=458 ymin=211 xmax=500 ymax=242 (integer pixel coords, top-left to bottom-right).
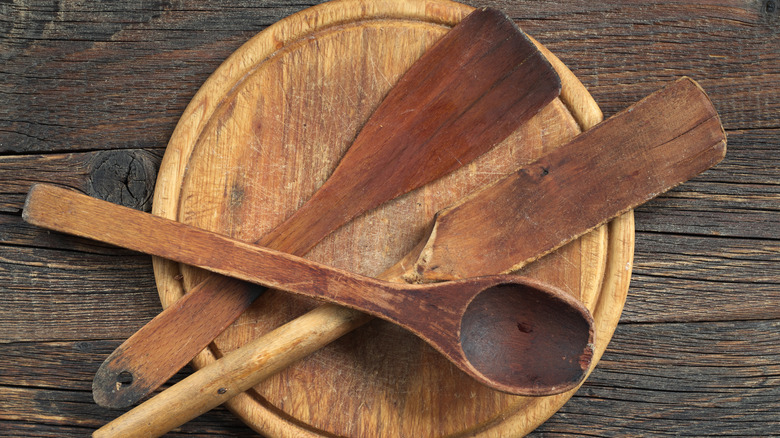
xmin=116 ymin=370 xmax=134 ymax=387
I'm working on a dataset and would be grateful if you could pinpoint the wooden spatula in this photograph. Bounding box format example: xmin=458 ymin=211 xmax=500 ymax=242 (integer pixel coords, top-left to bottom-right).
xmin=24 ymin=77 xmax=726 ymax=437
xmin=88 ymin=7 xmax=561 ymax=409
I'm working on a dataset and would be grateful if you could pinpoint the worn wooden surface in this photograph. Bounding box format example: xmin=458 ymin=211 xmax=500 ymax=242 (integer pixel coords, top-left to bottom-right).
xmin=1 ymin=0 xmax=777 ymax=436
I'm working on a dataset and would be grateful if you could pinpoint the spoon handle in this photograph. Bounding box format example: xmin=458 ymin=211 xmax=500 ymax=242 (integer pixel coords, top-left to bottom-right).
xmin=22 ymin=184 xmax=436 ymax=326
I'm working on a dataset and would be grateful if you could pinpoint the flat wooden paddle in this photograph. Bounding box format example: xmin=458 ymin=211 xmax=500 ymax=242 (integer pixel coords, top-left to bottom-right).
xmin=26 ymin=77 xmax=726 ymax=438
xmin=89 ymin=7 xmax=561 ymax=409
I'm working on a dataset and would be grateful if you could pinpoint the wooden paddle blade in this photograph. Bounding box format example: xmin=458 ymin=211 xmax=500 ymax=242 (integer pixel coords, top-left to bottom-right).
xmin=259 ymin=7 xmax=561 ymax=253
xmin=85 ymin=7 xmax=560 ymax=409
xmin=412 ymin=77 xmax=727 ymax=282
xmin=91 ymin=275 xmax=263 ymax=408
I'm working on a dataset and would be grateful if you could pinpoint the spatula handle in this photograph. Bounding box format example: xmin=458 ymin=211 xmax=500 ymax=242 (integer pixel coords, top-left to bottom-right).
xmin=92 ymin=304 xmax=369 ymax=438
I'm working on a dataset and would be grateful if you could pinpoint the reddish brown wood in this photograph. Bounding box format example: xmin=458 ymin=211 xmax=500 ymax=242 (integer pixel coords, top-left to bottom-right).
xmin=413 ymin=77 xmax=727 ymax=281
xmin=23 ymin=183 xmax=594 ymax=397
xmin=87 ymin=7 xmax=561 ymax=409
xmin=259 ymin=7 xmax=561 ymax=254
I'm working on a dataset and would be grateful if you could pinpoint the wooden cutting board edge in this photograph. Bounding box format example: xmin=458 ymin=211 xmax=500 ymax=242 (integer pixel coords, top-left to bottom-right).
xmin=149 ymin=0 xmax=633 ymax=436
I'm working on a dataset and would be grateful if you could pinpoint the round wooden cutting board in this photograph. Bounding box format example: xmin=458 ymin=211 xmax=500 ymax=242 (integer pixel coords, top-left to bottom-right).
xmin=151 ymin=0 xmax=634 ymax=436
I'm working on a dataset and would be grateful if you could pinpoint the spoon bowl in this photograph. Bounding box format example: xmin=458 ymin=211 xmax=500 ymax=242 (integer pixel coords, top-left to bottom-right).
xmin=321 ymin=274 xmax=595 ymax=395
xmin=457 ymin=281 xmax=594 ymax=394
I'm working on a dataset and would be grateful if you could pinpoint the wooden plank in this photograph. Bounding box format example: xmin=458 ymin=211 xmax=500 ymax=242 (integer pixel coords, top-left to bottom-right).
xmin=534 ymin=319 xmax=780 ymax=436
xmin=0 ymin=245 xmax=161 ymax=343
xmin=631 ymin=129 xmax=779 ymax=239
xmin=0 ymin=339 xmax=256 ymax=435
xmin=1 ymin=319 xmax=777 ymax=436
xmin=0 ymin=1 xmax=293 ymax=154
xmin=0 ymin=386 xmax=255 ymax=436
xmin=634 ymin=182 xmax=779 ymax=239
xmin=0 ymin=149 xmax=160 ymax=213
xmin=0 ymin=340 xmax=117 ymax=391
xmin=502 ymin=0 xmax=780 ymax=130
xmin=627 ymin=233 xmax=780 ymax=323
xmin=703 ymin=129 xmax=780 ymax=186
xmin=2 ymin=1 xmax=777 ymax=155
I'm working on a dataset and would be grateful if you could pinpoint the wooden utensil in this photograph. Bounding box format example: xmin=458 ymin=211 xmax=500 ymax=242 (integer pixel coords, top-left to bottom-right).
xmin=23 ymin=183 xmax=596 ymax=397
xmin=30 ymin=77 xmax=725 ymax=438
xmin=90 ymin=7 xmax=562 ymax=409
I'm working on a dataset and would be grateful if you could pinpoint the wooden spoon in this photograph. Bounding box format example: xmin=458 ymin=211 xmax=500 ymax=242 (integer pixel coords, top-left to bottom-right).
xmin=23 ymin=183 xmax=595 ymax=397
xmin=80 ymin=77 xmax=726 ymax=438
xmin=89 ymin=6 xmax=562 ymax=408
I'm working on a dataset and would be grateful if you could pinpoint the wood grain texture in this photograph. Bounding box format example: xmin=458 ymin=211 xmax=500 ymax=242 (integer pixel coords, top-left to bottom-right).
xmin=1 ymin=0 xmax=777 ymax=436
xmin=0 ymin=150 xmax=160 ymax=214
xmin=0 ymin=339 xmax=258 ymax=436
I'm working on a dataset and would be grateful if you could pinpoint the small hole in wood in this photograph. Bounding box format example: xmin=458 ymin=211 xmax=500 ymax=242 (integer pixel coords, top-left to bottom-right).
xmin=766 ymin=0 xmax=777 ymax=14
xmin=517 ymin=321 xmax=533 ymax=333
xmin=117 ymin=371 xmax=134 ymax=386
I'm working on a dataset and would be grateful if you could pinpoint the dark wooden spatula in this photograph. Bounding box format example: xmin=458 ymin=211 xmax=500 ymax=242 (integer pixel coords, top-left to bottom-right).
xmin=87 ymin=7 xmax=561 ymax=409
xmin=24 ymin=183 xmax=596 ymax=398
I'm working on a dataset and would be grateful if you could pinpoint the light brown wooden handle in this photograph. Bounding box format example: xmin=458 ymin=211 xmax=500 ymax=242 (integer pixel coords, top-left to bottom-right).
xmin=92 ymin=304 xmax=370 ymax=438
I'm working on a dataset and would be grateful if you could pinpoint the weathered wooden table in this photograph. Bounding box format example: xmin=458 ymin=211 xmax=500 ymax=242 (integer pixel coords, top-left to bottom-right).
xmin=1 ymin=1 xmax=778 ymax=436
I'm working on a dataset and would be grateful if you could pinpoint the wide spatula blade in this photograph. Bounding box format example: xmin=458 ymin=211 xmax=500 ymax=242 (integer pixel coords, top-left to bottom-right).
xmin=410 ymin=77 xmax=726 ymax=282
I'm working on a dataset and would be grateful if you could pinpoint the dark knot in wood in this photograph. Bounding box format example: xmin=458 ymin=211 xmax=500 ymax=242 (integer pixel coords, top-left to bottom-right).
xmin=87 ymin=150 xmax=157 ymax=211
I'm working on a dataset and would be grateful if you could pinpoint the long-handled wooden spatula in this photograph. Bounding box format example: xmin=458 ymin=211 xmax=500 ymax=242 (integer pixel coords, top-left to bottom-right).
xmin=87 ymin=7 xmax=561 ymax=409
xmin=24 ymin=77 xmax=726 ymax=437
